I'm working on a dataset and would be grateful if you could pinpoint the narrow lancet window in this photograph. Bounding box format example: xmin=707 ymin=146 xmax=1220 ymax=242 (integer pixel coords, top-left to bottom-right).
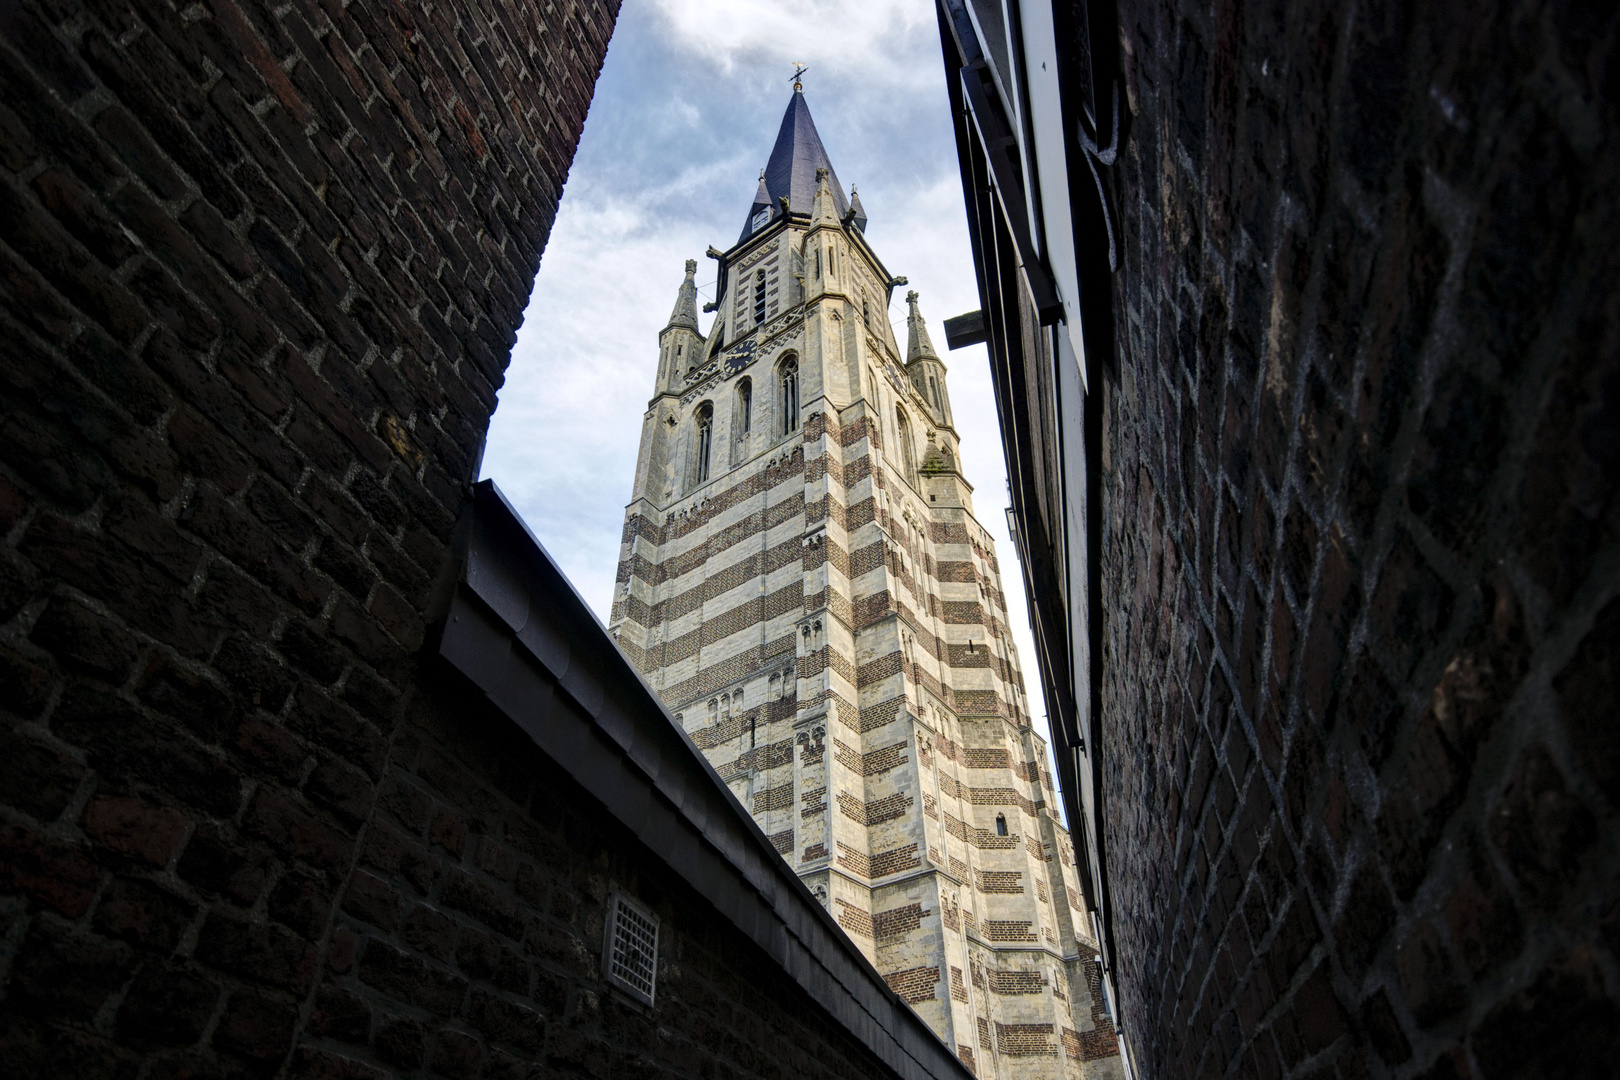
xmin=737 ymin=379 xmax=752 ymax=439
xmin=695 ymin=403 xmax=714 ymax=484
xmin=897 ymin=407 xmax=916 ymax=481
xmin=780 ymin=359 xmax=799 ymax=435
xmin=753 ymin=271 xmax=767 ymax=324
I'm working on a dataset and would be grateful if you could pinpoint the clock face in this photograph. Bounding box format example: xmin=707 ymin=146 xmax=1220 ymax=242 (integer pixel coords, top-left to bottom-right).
xmin=723 ymin=339 xmax=757 ymax=374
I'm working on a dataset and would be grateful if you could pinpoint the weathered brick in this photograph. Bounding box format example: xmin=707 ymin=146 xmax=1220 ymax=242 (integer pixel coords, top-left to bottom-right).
xmin=10 ymin=918 xmax=132 ymax=1020
xmin=0 ymin=726 xmax=87 ymax=820
xmin=93 ymin=876 xmax=197 ymax=953
xmin=194 ymin=909 xmax=319 ymax=993
xmin=268 ymin=869 xmax=335 ymax=940
xmin=0 ymin=824 xmax=102 ymax=917
xmin=241 ymin=783 xmax=352 ymax=872
xmin=81 ymin=795 xmax=189 ymax=867
xmin=358 ymin=940 xmax=467 ymax=1014
xmin=340 ymin=869 xmax=400 ymax=931
xmin=212 ymin=987 xmax=299 ymax=1062
xmin=308 ymin=985 xmax=372 ymax=1044
xmin=30 ymin=596 xmax=141 ymax=682
xmin=115 ymin=961 xmax=220 ymax=1048
xmin=375 ymin=1012 xmax=428 ymax=1069
xmin=177 ymin=822 xmax=273 ymax=904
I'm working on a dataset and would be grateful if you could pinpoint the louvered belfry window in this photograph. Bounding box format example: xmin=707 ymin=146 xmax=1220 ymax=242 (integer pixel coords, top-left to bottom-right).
xmin=604 ymin=890 xmax=660 ymax=1006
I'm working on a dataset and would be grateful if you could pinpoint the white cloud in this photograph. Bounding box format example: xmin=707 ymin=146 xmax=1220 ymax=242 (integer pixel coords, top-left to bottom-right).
xmin=647 ymin=0 xmax=939 ymax=90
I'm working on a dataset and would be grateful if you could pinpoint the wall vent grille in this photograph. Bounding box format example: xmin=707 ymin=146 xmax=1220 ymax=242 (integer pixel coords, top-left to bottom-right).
xmin=605 ymin=891 xmax=659 ymax=1005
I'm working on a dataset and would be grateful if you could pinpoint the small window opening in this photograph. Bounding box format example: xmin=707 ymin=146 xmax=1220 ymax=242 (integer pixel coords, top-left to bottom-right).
xmin=815 ymin=248 xmax=822 ymax=278
xmin=737 ymin=379 xmax=752 ymax=439
xmin=862 ymin=298 xmax=871 ymax=327
xmin=753 ymin=271 xmax=767 ymax=324
xmin=995 ymin=815 xmax=1008 ymax=837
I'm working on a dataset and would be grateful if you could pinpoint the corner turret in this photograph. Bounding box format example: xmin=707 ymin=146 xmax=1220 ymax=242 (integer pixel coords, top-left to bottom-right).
xmin=845 ymin=186 xmax=867 ymax=232
xmin=657 ymin=259 xmax=705 ymax=394
xmin=905 ymin=290 xmax=953 ymax=428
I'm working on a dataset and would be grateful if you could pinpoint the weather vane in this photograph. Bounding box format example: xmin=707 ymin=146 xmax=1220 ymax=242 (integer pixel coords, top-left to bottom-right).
xmin=791 ymin=63 xmax=808 ymax=91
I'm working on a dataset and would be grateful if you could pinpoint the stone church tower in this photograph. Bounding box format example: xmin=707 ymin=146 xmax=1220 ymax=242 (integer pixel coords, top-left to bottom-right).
xmin=610 ymin=89 xmax=1123 ymax=1080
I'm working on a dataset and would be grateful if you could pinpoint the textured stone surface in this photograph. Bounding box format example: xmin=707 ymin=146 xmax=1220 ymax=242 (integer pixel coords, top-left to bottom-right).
xmin=1101 ymin=1 xmax=1620 ymax=1077
xmin=611 ymin=151 xmax=1118 ymax=1078
xmin=0 ymin=3 xmax=917 ymax=1079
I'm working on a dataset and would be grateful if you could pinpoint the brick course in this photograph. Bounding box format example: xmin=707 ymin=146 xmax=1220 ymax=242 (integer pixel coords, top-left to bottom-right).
xmin=1100 ymin=1 xmax=1620 ymax=1077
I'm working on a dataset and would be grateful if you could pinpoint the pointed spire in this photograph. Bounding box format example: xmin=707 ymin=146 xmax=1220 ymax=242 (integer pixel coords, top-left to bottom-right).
xmin=744 ymin=170 xmax=771 ymax=236
xmin=846 ymin=185 xmax=867 ymax=232
xmin=666 ymin=259 xmax=700 ymax=332
xmin=906 ymin=290 xmax=940 ymax=364
xmin=738 ymin=88 xmax=849 ymax=242
xmin=810 ymin=166 xmax=840 ymax=229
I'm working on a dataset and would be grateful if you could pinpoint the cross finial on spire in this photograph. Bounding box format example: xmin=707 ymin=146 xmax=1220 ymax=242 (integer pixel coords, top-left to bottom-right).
xmin=791 ymin=63 xmax=808 ymax=91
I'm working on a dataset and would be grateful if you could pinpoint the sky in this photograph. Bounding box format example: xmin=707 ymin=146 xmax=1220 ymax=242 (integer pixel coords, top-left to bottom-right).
xmin=479 ymin=0 xmax=1061 ymax=788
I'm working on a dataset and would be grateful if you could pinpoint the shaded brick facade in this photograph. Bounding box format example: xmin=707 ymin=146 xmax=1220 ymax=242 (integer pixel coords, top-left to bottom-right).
xmin=0 ymin=5 xmax=974 ymax=1080
xmin=1095 ymin=1 xmax=1620 ymax=1077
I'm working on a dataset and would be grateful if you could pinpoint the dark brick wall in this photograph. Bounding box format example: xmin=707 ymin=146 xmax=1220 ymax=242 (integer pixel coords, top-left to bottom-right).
xmin=1101 ymin=1 xmax=1619 ymax=1077
xmin=0 ymin=1 xmax=910 ymax=1078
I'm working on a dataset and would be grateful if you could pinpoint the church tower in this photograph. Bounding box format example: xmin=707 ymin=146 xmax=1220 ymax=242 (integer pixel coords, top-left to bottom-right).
xmin=611 ymin=88 xmax=1123 ymax=1080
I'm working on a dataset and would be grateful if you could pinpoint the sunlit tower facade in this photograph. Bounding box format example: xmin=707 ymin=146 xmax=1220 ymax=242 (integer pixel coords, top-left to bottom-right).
xmin=609 ymin=87 xmax=1123 ymax=1080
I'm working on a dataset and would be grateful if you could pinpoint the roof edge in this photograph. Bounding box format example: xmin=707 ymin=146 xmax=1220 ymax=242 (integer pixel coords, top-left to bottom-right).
xmin=435 ymin=481 xmax=975 ymax=1080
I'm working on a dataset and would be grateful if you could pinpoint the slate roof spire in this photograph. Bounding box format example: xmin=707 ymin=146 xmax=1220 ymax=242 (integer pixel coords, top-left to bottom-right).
xmin=665 ymin=259 xmax=700 ymax=332
xmin=738 ymin=88 xmax=849 ymax=243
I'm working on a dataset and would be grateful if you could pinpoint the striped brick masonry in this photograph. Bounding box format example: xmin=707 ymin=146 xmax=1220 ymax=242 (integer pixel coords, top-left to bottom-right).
xmin=607 ymin=91 xmax=1117 ymax=1080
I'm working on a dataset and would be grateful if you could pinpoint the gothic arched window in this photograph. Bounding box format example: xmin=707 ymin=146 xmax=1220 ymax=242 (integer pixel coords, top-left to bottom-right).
xmin=996 ymin=814 xmax=1008 ymax=837
xmin=929 ymin=374 xmax=943 ymax=411
xmin=694 ymin=402 xmax=714 ymax=485
xmin=896 ymin=407 xmax=916 ymax=482
xmin=753 ymin=271 xmax=767 ymax=324
xmin=736 ymin=379 xmax=752 ymax=440
xmin=780 ymin=358 xmax=799 ymax=436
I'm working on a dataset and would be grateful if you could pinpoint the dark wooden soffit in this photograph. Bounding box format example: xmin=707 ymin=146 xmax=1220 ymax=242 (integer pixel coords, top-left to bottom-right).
xmin=435 ymin=481 xmax=972 ymax=1080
